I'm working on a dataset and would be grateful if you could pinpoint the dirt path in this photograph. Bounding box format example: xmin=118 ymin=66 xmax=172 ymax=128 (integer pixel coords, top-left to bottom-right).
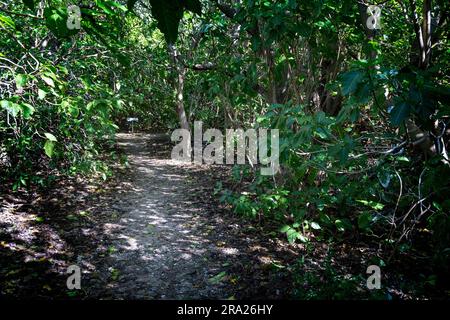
xmin=0 ymin=134 xmax=431 ymax=300
xmin=82 ymin=134 xmax=294 ymax=299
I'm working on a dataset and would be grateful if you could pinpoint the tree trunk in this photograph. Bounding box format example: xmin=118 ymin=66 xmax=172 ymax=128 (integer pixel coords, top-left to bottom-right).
xmin=176 ymin=66 xmax=190 ymax=131
xmin=169 ymin=45 xmax=190 ymax=131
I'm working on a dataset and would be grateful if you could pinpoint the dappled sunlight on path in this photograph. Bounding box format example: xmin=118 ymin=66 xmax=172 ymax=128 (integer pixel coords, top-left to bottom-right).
xmin=0 ymin=133 xmax=296 ymax=299
xmin=86 ymin=133 xmax=235 ymax=299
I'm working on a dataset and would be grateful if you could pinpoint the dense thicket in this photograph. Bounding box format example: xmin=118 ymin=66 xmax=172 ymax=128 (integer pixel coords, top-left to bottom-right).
xmin=1 ymin=0 xmax=449 ymax=298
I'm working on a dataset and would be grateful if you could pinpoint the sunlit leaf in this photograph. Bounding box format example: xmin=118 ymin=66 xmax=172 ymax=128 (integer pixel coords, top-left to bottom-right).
xmin=41 ymin=75 xmax=55 ymax=88
xmin=44 ymin=132 xmax=57 ymax=142
xmin=44 ymin=140 xmax=55 ymax=158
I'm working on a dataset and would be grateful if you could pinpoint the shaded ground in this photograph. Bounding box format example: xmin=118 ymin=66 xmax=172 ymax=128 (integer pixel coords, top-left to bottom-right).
xmin=83 ymin=133 xmax=297 ymax=299
xmin=1 ymin=133 xmax=443 ymax=300
xmin=1 ymin=133 xmax=298 ymax=299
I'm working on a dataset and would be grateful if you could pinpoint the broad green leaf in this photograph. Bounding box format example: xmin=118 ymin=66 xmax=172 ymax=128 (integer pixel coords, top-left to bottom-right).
xmin=15 ymin=74 xmax=27 ymax=88
xmin=44 ymin=140 xmax=55 ymax=158
xmin=20 ymin=103 xmax=35 ymax=119
xmin=329 ymin=135 xmax=354 ymax=164
xmin=97 ymin=0 xmax=126 ymax=15
xmin=377 ymin=170 xmax=391 ymax=189
xmin=298 ymin=234 xmax=308 ymax=243
xmin=341 ymin=70 xmax=365 ymax=96
xmin=358 ymin=212 xmax=373 ymax=230
xmin=41 ymin=75 xmax=55 ymax=88
xmin=150 ymin=0 xmax=184 ymax=44
xmin=390 ymin=101 xmax=410 ymax=126
xmin=1 ymin=100 xmax=20 ymax=117
xmin=335 ymin=219 xmax=352 ymax=232
xmin=69 ymin=105 xmax=79 ymax=117
xmin=44 ymin=7 xmax=79 ymax=39
xmin=44 ymin=132 xmax=57 ymax=142
xmin=38 ymin=89 xmax=47 ymax=100
xmin=0 ymin=14 xmax=16 ymax=29
xmin=149 ymin=0 xmax=201 ymax=44
xmin=286 ymin=228 xmax=299 ymax=243
xmin=311 ymin=222 xmax=321 ymax=230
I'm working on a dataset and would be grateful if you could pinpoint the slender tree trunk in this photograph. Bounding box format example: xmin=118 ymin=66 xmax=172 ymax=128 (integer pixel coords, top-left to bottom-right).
xmin=265 ymin=48 xmax=278 ymax=105
xmin=421 ymin=0 xmax=432 ymax=69
xmin=176 ymin=66 xmax=190 ymax=131
xmin=169 ymin=44 xmax=190 ymax=131
xmin=358 ymin=2 xmax=377 ymax=61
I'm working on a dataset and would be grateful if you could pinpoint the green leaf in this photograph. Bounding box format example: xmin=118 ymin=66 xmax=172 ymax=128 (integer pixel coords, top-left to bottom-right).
xmin=311 ymin=222 xmax=321 ymax=230
xmin=0 ymin=14 xmax=16 ymax=29
xmin=44 ymin=140 xmax=55 ymax=158
xmin=377 ymin=170 xmax=391 ymax=189
xmin=38 ymin=89 xmax=47 ymax=100
xmin=209 ymin=271 xmax=227 ymax=284
xmin=298 ymin=234 xmax=308 ymax=243
xmin=68 ymin=105 xmax=79 ymax=117
xmin=109 ymin=0 xmax=128 ymax=11
xmin=149 ymin=0 xmax=201 ymax=44
xmin=150 ymin=0 xmax=184 ymax=44
xmin=97 ymin=0 xmax=127 ymax=14
xmin=286 ymin=228 xmax=299 ymax=243
xmin=356 ymin=199 xmax=384 ymax=210
xmin=329 ymin=135 xmax=354 ymax=164
xmin=1 ymin=100 xmax=20 ymax=117
xmin=44 ymin=7 xmax=79 ymax=39
xmin=41 ymin=75 xmax=55 ymax=88
xmin=20 ymin=103 xmax=35 ymax=119
xmin=110 ymin=268 xmax=120 ymax=280
xmin=335 ymin=219 xmax=345 ymax=232
xmin=15 ymin=74 xmax=27 ymax=88
xmin=67 ymin=291 xmax=78 ymax=297
xmin=44 ymin=132 xmax=57 ymax=142
xmin=97 ymin=1 xmax=115 ymax=15
xmin=341 ymin=70 xmax=365 ymax=96
xmin=358 ymin=212 xmax=373 ymax=230
xmin=335 ymin=219 xmax=352 ymax=232
xmin=390 ymin=101 xmax=410 ymax=126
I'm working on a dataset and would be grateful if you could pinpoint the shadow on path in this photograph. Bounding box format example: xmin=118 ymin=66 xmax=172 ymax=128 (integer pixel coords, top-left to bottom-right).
xmin=85 ymin=133 xmax=297 ymax=299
